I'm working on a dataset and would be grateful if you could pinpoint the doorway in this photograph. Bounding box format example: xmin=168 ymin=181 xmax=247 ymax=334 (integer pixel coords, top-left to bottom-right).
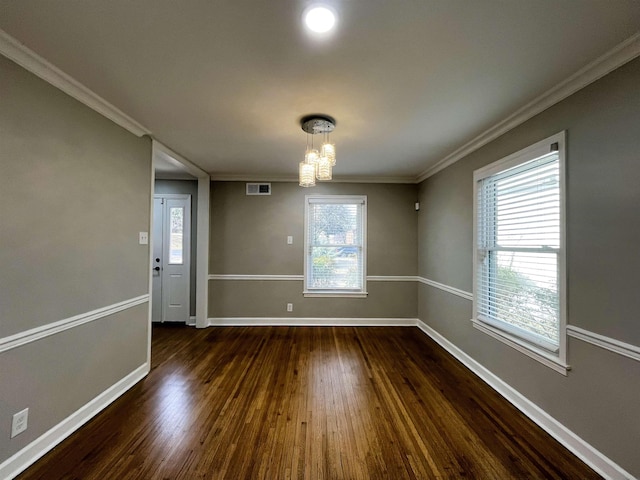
xmin=152 ymin=194 xmax=191 ymax=323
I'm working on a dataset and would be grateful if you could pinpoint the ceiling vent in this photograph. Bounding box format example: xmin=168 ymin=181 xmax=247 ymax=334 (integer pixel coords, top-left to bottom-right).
xmin=246 ymin=183 xmax=271 ymax=195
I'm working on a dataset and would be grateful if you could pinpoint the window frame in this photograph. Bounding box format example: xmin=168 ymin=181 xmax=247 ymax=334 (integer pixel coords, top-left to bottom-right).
xmin=471 ymin=131 xmax=568 ymax=374
xmin=303 ymin=194 xmax=368 ymax=298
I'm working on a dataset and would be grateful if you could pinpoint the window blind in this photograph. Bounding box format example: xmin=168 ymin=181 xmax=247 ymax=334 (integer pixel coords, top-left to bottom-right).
xmin=476 ymin=152 xmax=560 ymax=349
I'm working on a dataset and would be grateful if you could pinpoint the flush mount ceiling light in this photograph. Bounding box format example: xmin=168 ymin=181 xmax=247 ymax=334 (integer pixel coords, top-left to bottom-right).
xmin=304 ymin=6 xmax=336 ymax=33
xmin=299 ymin=114 xmax=337 ymax=187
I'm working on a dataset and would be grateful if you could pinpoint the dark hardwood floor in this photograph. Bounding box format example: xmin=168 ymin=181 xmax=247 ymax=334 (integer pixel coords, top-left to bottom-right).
xmin=18 ymin=324 xmax=600 ymax=479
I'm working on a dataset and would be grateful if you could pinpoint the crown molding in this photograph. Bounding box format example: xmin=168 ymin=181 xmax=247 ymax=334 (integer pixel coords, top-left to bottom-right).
xmin=333 ymin=175 xmax=416 ymax=184
xmin=416 ymin=32 xmax=640 ymax=183
xmin=0 ymin=28 xmax=150 ymax=137
xmin=210 ymin=174 xmax=298 ymax=182
xmin=209 ymin=174 xmax=415 ymax=184
xmin=4 ymin=25 xmax=637 ymax=182
xmin=152 ymin=140 xmax=207 ymax=178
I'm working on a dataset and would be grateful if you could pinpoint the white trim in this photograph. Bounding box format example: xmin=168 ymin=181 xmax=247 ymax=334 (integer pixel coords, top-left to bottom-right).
xmin=209 ymin=274 xmax=304 ymax=281
xmin=0 ymin=295 xmax=149 ymax=354
xmin=303 ymin=292 xmax=368 ymax=298
xmin=151 ymin=140 xmax=210 ymax=329
xmin=2 ymin=26 xmax=637 ymax=185
xmin=367 ymin=275 xmax=419 ymax=282
xmin=417 ymin=276 xmax=473 ymax=301
xmin=147 ymin=154 xmax=156 ymax=369
xmin=209 ymin=174 xmax=415 ymax=184
xmin=416 ymin=32 xmax=640 ymax=182
xmin=0 ymin=363 xmax=148 ymax=480
xmin=208 ymin=317 xmax=417 ymax=327
xmin=472 ymin=132 xmax=564 ymax=181
xmin=196 ymin=176 xmax=210 ymax=328
xmin=208 ymin=274 xmax=419 ymax=282
xmin=0 ymin=28 xmax=150 ymax=137
xmin=153 ymin=141 xmax=208 ymax=178
xmin=416 ymin=321 xmax=633 ymax=480
xmin=567 ymin=325 xmax=640 ymax=363
xmin=471 ymin=319 xmax=569 ymax=375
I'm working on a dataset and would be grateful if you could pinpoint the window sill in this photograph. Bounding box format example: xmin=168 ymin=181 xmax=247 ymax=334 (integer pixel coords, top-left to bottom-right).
xmin=303 ymin=291 xmax=368 ymax=298
xmin=471 ymin=318 xmax=570 ymax=375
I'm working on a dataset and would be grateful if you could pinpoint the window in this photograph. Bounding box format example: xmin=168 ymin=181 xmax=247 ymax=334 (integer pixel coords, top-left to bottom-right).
xmin=304 ymin=195 xmax=367 ymax=297
xmin=472 ymin=132 xmax=567 ymax=373
xmin=169 ymin=206 xmax=184 ymax=264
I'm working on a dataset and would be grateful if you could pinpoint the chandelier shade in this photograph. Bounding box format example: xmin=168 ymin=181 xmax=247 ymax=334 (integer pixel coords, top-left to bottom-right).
xmin=299 ymin=161 xmax=316 ymax=187
xmin=298 ymin=114 xmax=337 ymax=186
xmin=316 ymin=156 xmax=332 ymax=181
xmin=321 ymin=142 xmax=336 ymax=166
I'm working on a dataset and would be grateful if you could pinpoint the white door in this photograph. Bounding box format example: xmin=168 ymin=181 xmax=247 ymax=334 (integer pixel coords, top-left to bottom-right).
xmin=152 ymin=195 xmax=191 ymax=322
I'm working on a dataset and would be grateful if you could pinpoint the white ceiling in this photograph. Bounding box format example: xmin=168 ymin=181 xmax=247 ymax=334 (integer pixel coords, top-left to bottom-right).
xmin=1 ymin=1 xmax=639 ymax=181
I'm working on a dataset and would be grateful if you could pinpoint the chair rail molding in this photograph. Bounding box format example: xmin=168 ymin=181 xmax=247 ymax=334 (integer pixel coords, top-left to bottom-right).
xmin=417 ymin=276 xmax=473 ymax=301
xmin=567 ymin=325 xmax=640 ymax=363
xmin=0 ymin=295 xmax=149 ymax=353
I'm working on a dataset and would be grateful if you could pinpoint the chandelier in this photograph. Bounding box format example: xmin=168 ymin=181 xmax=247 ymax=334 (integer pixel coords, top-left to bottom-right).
xmin=299 ymin=114 xmax=336 ymax=187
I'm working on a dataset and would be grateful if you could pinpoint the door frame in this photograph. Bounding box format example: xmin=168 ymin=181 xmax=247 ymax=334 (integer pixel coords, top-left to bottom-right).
xmin=149 ymin=141 xmax=210 ymax=364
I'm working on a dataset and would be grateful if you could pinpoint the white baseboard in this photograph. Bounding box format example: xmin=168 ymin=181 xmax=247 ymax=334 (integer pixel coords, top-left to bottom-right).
xmin=416 ymin=320 xmax=632 ymax=480
xmin=0 ymin=363 xmax=149 ymax=480
xmin=208 ymin=317 xmax=418 ymax=327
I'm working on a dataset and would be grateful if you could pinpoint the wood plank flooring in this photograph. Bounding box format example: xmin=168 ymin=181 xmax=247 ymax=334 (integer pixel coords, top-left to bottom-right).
xmin=18 ymin=324 xmax=600 ymax=479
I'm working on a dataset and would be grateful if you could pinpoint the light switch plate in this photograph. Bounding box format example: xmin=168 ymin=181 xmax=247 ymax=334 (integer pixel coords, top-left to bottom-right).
xmin=287 ymin=236 xmax=293 ymax=245
xmin=139 ymin=232 xmax=149 ymax=245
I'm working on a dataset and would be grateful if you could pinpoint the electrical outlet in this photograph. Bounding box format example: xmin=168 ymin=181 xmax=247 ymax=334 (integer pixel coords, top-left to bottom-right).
xmin=139 ymin=232 xmax=149 ymax=245
xmin=287 ymin=303 xmax=293 ymax=312
xmin=11 ymin=408 xmax=28 ymax=438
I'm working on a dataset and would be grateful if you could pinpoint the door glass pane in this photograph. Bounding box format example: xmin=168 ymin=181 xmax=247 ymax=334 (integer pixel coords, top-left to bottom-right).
xmin=169 ymin=207 xmax=184 ymax=264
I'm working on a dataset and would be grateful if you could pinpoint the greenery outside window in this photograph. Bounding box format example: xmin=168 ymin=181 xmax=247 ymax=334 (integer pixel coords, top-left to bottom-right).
xmin=472 ymin=132 xmax=568 ymax=374
xmin=304 ymin=195 xmax=367 ymax=297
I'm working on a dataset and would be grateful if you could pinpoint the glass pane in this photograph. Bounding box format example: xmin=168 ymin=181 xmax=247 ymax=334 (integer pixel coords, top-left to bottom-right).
xmin=309 ymin=246 xmax=361 ymax=289
xmin=310 ymin=204 xmax=359 ymax=245
xmin=495 ymin=156 xmax=560 ymax=249
xmin=169 ymin=207 xmax=184 ymax=264
xmin=478 ymin=249 xmax=559 ymax=345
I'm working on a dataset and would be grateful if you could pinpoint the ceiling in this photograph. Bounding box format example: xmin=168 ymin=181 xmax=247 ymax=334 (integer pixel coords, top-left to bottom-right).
xmin=1 ymin=1 xmax=639 ymax=182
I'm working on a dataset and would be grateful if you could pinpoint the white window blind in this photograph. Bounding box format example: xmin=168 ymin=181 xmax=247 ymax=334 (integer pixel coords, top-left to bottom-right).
xmin=475 ymin=140 xmax=564 ymax=353
xmin=304 ymin=196 xmax=367 ymax=296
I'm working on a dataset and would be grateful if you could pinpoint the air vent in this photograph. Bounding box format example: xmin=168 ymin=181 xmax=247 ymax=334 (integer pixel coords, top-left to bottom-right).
xmin=246 ymin=183 xmax=271 ymax=195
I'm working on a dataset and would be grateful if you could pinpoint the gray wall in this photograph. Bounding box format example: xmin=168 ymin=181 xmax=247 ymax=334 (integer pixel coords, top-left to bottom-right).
xmin=0 ymin=55 xmax=151 ymax=465
xmin=209 ymin=182 xmax=418 ymax=319
xmin=417 ymin=57 xmax=640 ymax=476
xmin=154 ymin=179 xmax=198 ymax=317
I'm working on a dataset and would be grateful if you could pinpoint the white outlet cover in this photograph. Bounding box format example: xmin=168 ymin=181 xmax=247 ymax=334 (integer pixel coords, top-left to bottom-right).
xmin=287 ymin=303 xmax=293 ymax=312
xmin=287 ymin=236 xmax=293 ymax=245
xmin=11 ymin=408 xmax=28 ymax=438
xmin=139 ymin=232 xmax=149 ymax=245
